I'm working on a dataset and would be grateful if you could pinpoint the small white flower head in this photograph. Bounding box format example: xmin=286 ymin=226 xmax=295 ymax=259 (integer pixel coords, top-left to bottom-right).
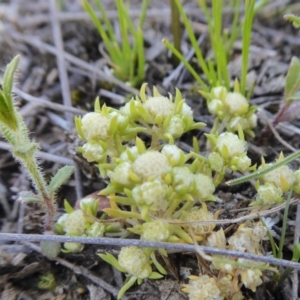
xmin=143 ymin=96 xmax=174 ymax=123
xmin=172 ymin=166 xmax=195 ymax=194
xmin=216 ymin=275 xmax=233 ymax=298
xmin=224 ymin=92 xmax=249 ymax=116
xmin=240 ymin=267 xmax=262 ymax=292
xmin=63 ymin=242 xmax=83 ymax=253
xmin=248 ymin=113 xmax=258 ymax=128
xmin=252 ymin=222 xmax=267 ymax=242
xmin=118 ymin=246 xmax=152 ymax=279
xmin=109 ymin=162 xmax=132 ymax=186
xmin=132 ymin=151 xmax=171 ymax=180
xmin=236 ymin=154 xmax=251 ymax=172
xmin=80 ymin=197 xmax=99 ymax=217
xmin=185 ymin=207 xmax=215 ymax=235
xmin=81 ymin=142 xmax=105 ymax=162
xmin=120 ymin=146 xmax=139 ymax=162
xmin=256 ymin=183 xmax=283 ymax=205
xmin=161 ymin=144 xmax=185 ymax=166
xmin=81 ymin=112 xmax=110 ymax=141
xmin=55 ymin=213 xmax=68 ymax=234
xmin=206 ymin=229 xmax=226 ymax=249
xmin=228 ymin=227 xmax=253 ymax=253
xmin=64 ymin=210 xmax=88 ymax=236
xmin=183 ymin=275 xmax=222 ymax=300
xmin=87 ymin=222 xmax=105 ymax=237
xmin=261 ymin=165 xmax=295 ymax=193
xmin=193 ymin=174 xmax=215 ymax=200
xmin=216 ymin=132 xmax=246 ymax=158
xmin=208 ymin=152 xmax=224 ymax=173
xmin=211 ymin=86 xmax=227 ymax=100
xmin=141 ymin=220 xmax=170 ymax=241
xmin=208 ymin=99 xmax=223 ymax=116
xmin=294 ymin=169 xmax=300 ymax=184
xmin=181 ymin=103 xmax=194 ymax=118
xmin=166 ymin=116 xmax=185 ymax=138
xmin=56 ymin=213 xmax=68 ymax=228
xmin=109 ymin=110 xmax=127 ymax=124
xmin=132 ymin=180 xmax=168 ymax=210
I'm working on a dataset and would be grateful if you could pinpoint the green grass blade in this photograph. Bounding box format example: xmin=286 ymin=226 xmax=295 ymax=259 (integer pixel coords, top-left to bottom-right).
xmin=226 ymin=0 xmax=241 ymax=58
xmin=240 ymin=0 xmax=255 ymax=95
xmin=278 ymin=187 xmax=293 ymax=258
xmin=175 ymin=0 xmax=210 ymax=79
xmin=82 ymin=0 xmax=121 ymax=64
xmin=226 ymin=150 xmax=300 ymax=186
xmin=163 ymin=39 xmax=209 ymax=91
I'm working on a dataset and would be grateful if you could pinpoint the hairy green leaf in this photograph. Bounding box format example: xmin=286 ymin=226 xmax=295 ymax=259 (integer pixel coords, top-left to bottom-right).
xmin=49 ymin=166 xmax=74 ymax=197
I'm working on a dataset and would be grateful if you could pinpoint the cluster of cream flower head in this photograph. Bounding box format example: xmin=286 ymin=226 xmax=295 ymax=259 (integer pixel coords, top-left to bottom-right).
xmin=62 ymin=84 xmax=283 ymax=299
xmin=200 ymin=84 xmax=257 ymax=137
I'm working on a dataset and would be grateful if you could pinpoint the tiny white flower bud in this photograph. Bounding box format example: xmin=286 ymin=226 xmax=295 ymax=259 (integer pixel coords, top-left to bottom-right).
xmin=162 ymin=144 xmax=185 ymax=166
xmin=132 ymin=180 xmax=168 ymax=210
xmin=81 ymin=112 xmax=110 ymax=141
xmin=208 ymin=152 xmax=224 ymax=173
xmin=240 ymin=266 xmax=262 ymax=292
xmin=172 ymin=166 xmax=195 ymax=193
xmin=132 ymin=151 xmax=171 ymax=180
xmin=224 ymin=92 xmax=249 ymax=115
xmin=216 ymin=132 xmax=246 ymax=158
xmin=120 ymin=146 xmax=139 ymax=162
xmin=141 ymin=220 xmax=170 ymax=241
xmin=262 ymin=165 xmax=295 ymax=192
xmin=236 ymin=155 xmax=251 ymax=172
xmin=63 ymin=242 xmax=83 ymax=252
xmin=208 ymin=99 xmax=223 ymax=115
xmin=64 ymin=210 xmax=88 ymax=236
xmin=211 ymin=86 xmax=227 ymax=100
xmin=82 ymin=142 xmax=105 ymax=162
xmin=185 ymin=207 xmax=215 ymax=235
xmin=181 ymin=103 xmax=194 ymax=118
xmin=256 ymin=183 xmax=283 ymax=205
xmin=184 ymin=275 xmax=222 ymax=300
xmin=194 ymin=174 xmax=215 ymax=200
xmin=118 ymin=246 xmax=152 ymax=279
xmin=248 ymin=113 xmax=257 ymax=128
xmin=109 ymin=162 xmax=132 ymax=186
xmin=87 ymin=222 xmax=105 ymax=237
xmin=166 ymin=116 xmax=185 ymax=137
xmin=143 ymin=96 xmax=174 ymax=122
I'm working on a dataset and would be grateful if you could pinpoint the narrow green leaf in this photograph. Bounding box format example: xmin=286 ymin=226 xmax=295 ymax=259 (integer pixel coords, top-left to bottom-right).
xmin=227 ymin=149 xmax=300 ymax=186
xmin=0 ymin=56 xmax=20 ymax=129
xmin=284 ymin=57 xmax=300 ymax=102
xmin=98 ymin=253 xmax=124 ymax=272
xmin=49 ymin=166 xmax=74 ymax=198
xmin=64 ymin=199 xmax=74 ymax=214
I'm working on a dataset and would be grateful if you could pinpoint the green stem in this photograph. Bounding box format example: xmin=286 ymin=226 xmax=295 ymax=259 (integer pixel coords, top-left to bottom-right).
xmin=278 ymin=187 xmax=294 ymax=258
xmin=170 ymin=0 xmax=181 ymax=65
xmin=162 ymin=39 xmax=208 ymax=91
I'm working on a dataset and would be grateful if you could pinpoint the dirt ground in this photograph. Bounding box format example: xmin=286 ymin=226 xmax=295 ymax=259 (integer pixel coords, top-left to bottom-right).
xmin=1 ymin=0 xmax=300 ymax=299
